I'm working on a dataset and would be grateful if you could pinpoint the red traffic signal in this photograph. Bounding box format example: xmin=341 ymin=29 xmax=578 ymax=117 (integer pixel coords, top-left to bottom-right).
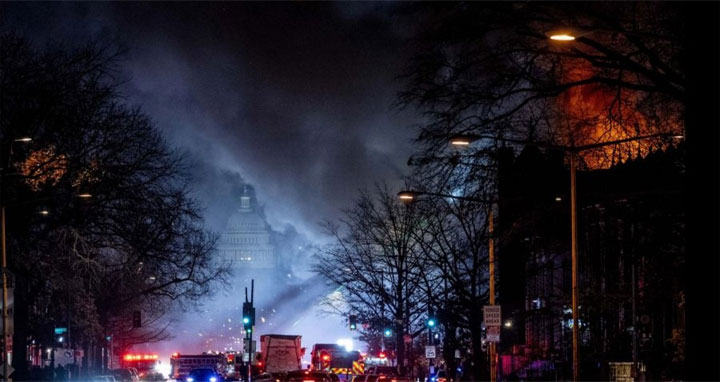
xmin=379 ymin=352 xmax=386 ymax=359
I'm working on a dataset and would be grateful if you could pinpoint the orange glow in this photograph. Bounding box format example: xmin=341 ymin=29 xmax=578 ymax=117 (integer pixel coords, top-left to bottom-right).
xmin=550 ymin=34 xmax=575 ymax=41
xmin=555 ymin=59 xmax=683 ymax=169
xmin=20 ymin=147 xmax=68 ymax=191
xmin=172 ymin=352 xmax=179 ymax=358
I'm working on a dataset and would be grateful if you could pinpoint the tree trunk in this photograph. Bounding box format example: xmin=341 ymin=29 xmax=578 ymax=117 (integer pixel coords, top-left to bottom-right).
xmin=470 ymin=320 xmax=487 ymax=381
xmin=395 ymin=321 xmax=406 ymax=374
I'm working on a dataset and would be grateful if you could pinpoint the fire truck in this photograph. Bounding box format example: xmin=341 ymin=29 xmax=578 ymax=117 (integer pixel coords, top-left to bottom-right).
xmin=311 ymin=344 xmax=362 ymax=377
xmin=120 ymin=353 xmax=160 ymax=379
xmin=170 ymin=352 xmax=227 ymax=381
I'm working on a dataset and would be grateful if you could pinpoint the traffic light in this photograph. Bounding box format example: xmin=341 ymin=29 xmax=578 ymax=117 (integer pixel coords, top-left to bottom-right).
xmin=349 ymin=315 xmax=357 ymax=331
xmin=242 ymin=302 xmax=255 ymax=332
xmin=427 ymin=310 xmax=437 ymax=328
xmin=383 ymin=328 xmax=392 ymax=337
xmin=133 ymin=311 xmax=142 ymax=328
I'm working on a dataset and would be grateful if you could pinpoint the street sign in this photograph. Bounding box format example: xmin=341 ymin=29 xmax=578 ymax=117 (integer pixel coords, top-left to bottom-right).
xmin=486 ymin=326 xmax=501 ymax=343
xmin=54 ymin=327 xmax=68 ymax=335
xmin=483 ymin=305 xmax=502 ymax=327
xmin=425 ymin=346 xmax=436 ymax=359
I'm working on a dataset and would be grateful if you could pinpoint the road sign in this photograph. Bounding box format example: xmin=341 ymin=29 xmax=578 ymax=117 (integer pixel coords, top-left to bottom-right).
xmin=425 ymin=346 xmax=436 ymax=359
xmin=486 ymin=326 xmax=501 ymax=342
xmin=483 ymin=305 xmax=502 ymax=327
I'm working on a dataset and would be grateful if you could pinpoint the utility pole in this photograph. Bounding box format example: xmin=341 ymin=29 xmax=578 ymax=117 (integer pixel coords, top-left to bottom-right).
xmin=488 ymin=207 xmax=496 ymax=382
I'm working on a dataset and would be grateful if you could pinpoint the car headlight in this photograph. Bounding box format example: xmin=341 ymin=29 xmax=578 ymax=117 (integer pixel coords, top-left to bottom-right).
xmin=210 ymin=378 xmax=217 ymax=382
xmin=187 ymin=378 xmax=194 ymax=382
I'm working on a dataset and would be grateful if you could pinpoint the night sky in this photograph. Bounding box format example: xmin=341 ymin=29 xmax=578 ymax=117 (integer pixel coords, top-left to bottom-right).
xmin=3 ymin=1 xmax=432 ymax=360
xmin=3 ymin=2 xmax=424 ymax=241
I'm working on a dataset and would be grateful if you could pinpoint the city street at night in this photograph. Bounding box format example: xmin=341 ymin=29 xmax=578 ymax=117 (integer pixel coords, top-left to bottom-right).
xmin=1 ymin=2 xmax=718 ymax=382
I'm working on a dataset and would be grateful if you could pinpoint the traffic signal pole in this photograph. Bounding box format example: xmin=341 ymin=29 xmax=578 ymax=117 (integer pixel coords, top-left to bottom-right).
xmin=243 ymin=280 xmax=255 ymax=382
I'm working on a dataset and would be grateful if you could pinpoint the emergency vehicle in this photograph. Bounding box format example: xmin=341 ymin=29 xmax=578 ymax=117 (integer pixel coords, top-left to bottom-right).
xmin=311 ymin=344 xmax=363 ymax=380
xmin=170 ymin=352 xmax=227 ymax=381
xmin=120 ymin=353 xmax=160 ymax=379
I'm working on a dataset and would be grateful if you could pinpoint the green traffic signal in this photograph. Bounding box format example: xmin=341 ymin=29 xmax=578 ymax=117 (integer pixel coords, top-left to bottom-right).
xmin=427 ymin=319 xmax=436 ymax=327
xmin=384 ymin=329 xmax=392 ymax=337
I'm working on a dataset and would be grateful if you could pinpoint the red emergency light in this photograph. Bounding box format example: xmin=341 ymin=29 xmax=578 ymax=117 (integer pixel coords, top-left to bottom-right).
xmin=123 ymin=354 xmax=158 ymax=361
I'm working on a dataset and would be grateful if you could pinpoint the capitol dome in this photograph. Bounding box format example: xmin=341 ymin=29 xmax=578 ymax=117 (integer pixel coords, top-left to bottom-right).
xmin=226 ymin=209 xmax=268 ymax=232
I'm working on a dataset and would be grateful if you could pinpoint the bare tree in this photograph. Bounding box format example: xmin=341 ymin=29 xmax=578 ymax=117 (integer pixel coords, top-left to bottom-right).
xmin=1 ymin=34 xmax=230 ymax=377
xmin=314 ymin=185 xmax=431 ymax=373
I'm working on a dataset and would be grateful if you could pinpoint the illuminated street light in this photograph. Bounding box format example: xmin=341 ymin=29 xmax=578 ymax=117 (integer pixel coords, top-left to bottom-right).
xmin=77 ymin=193 xmax=93 ymax=199
xmin=13 ymin=137 xmax=32 ymax=142
xmin=449 ymin=135 xmax=475 ymax=146
xmin=397 ymin=191 xmax=416 ymax=202
xmin=549 ymin=33 xmax=575 ymax=41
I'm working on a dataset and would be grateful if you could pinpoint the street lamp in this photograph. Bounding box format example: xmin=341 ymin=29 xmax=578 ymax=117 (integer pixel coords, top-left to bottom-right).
xmin=449 ymin=132 xmax=682 ymax=381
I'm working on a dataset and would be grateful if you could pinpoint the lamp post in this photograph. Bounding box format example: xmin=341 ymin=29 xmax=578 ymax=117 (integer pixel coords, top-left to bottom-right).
xmin=448 ymin=132 xmax=682 ymax=381
xmin=397 ymin=190 xmax=498 ymax=382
